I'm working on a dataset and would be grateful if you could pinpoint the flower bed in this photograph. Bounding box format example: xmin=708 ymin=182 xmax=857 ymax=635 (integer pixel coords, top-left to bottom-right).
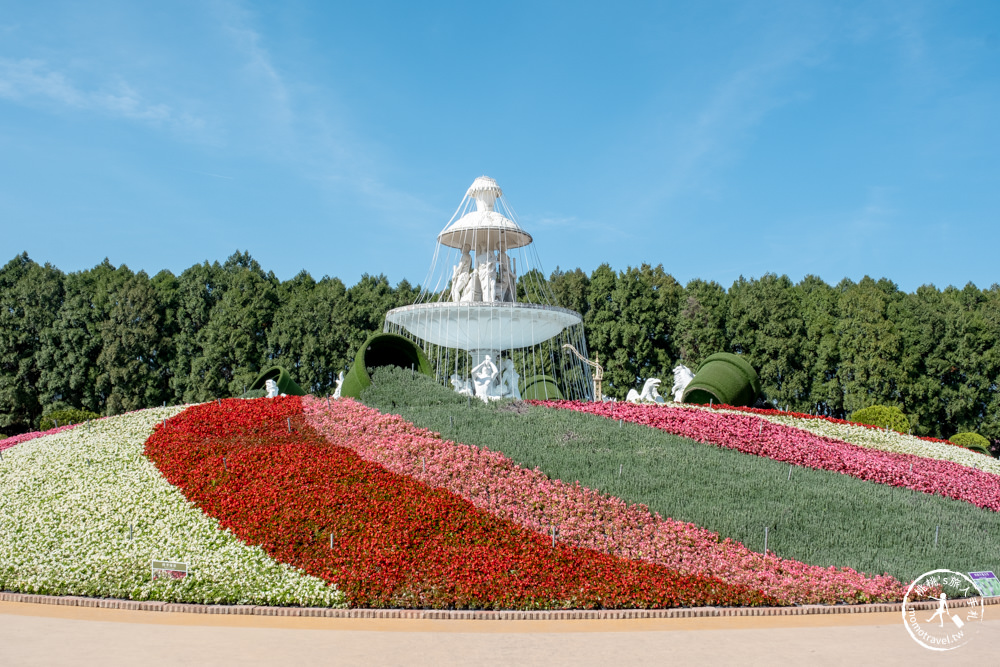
xmin=534 ymin=401 xmax=1000 ymax=512
xmin=0 ymin=406 xmax=342 ymax=606
xmin=0 ymin=424 xmax=78 ymax=453
xmin=302 ymin=396 xmax=904 ymax=605
xmin=700 ymin=405 xmax=1000 ymax=475
xmin=145 ymin=396 xmax=778 ymax=609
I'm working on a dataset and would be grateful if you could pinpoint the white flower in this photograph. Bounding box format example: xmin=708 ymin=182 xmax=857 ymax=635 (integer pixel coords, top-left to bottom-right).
xmin=0 ymin=406 xmax=343 ymax=606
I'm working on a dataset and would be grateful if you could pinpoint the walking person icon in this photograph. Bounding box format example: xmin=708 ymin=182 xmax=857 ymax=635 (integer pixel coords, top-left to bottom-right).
xmin=926 ymin=592 xmax=949 ymax=627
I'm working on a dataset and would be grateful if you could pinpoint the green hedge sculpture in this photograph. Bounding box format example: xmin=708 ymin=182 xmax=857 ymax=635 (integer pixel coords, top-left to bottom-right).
xmin=248 ymin=366 xmax=307 ymax=397
xmin=340 ymin=332 xmax=433 ymax=399
xmin=520 ymin=374 xmax=564 ymax=401
xmin=682 ymin=353 xmax=760 ymax=407
xmin=949 ymin=432 xmax=992 ymax=457
xmin=850 ymin=405 xmax=909 ymax=433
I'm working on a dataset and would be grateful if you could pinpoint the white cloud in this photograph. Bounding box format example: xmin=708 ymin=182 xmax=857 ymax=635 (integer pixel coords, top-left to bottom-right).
xmin=0 ymin=57 xmax=205 ymax=134
xmin=211 ymin=1 xmax=436 ymax=228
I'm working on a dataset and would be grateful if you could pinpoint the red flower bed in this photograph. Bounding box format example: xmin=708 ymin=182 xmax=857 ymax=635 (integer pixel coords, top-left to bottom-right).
xmin=144 ymin=397 xmax=777 ymax=609
xmin=532 ymin=401 xmax=1000 ymax=512
xmin=302 ymin=397 xmax=904 ymax=604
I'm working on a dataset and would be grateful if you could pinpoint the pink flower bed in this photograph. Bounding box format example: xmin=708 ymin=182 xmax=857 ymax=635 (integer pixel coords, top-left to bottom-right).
xmin=533 ymin=401 xmax=1000 ymax=513
xmin=691 ymin=402 xmax=963 ymax=449
xmin=302 ymin=396 xmax=904 ymax=605
xmin=0 ymin=424 xmax=77 ymax=453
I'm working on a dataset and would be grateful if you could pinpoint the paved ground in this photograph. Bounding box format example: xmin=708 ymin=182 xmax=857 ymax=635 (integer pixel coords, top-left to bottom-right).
xmin=3 ymin=601 xmax=999 ymax=666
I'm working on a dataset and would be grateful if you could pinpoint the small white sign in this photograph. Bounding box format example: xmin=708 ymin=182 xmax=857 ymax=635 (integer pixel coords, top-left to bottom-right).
xmin=151 ymin=559 xmax=189 ymax=580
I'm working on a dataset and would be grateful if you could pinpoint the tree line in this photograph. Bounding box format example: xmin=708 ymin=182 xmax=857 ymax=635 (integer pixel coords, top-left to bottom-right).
xmin=2 ymin=252 xmax=998 ymax=443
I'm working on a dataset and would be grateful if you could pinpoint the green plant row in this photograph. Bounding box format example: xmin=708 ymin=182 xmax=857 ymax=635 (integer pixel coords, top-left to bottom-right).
xmin=361 ymin=368 xmax=1000 ymax=584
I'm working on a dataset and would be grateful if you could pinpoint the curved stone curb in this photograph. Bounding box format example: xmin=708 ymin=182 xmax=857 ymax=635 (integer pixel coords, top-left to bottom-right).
xmin=3 ymin=591 xmax=997 ymax=620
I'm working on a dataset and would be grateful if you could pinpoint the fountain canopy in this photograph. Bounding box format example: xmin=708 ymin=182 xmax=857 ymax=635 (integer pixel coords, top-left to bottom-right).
xmin=383 ymin=176 xmax=592 ymax=402
xmin=436 ymin=177 xmax=534 ymax=251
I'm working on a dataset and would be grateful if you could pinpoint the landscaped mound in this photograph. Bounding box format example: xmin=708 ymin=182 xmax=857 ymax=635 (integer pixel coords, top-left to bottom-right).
xmin=10 ymin=376 xmax=991 ymax=609
xmin=536 ymin=400 xmax=1000 ymax=512
xmin=0 ymin=407 xmax=342 ymax=605
xmin=143 ymin=396 xmax=777 ymax=609
xmin=360 ymin=368 xmax=999 ymax=587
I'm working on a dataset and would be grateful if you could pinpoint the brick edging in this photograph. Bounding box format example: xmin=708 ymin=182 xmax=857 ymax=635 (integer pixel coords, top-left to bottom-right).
xmin=2 ymin=591 xmax=997 ymax=620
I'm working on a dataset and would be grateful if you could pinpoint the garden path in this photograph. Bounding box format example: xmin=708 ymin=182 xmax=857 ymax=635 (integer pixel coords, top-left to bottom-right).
xmin=2 ymin=601 xmax=998 ymax=665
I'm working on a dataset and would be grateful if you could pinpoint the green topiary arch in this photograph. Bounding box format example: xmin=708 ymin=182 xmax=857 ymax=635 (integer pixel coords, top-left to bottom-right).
xmin=520 ymin=374 xmax=564 ymax=400
xmin=248 ymin=366 xmax=307 ymax=396
xmin=682 ymin=353 xmax=761 ymax=407
xmin=340 ymin=332 xmax=434 ymax=399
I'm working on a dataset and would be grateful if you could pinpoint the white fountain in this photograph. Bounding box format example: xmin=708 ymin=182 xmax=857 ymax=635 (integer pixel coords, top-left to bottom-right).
xmin=383 ymin=176 xmax=593 ymax=401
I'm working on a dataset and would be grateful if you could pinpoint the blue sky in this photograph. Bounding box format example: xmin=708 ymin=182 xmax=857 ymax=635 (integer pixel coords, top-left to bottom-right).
xmin=2 ymin=1 xmax=998 ymax=293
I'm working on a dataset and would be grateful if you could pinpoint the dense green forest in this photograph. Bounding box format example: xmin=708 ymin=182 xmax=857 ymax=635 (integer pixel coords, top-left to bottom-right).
xmin=2 ymin=251 xmax=999 ymax=445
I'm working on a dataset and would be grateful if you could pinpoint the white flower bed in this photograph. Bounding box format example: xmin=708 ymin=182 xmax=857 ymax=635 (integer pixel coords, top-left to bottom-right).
xmin=0 ymin=406 xmax=343 ymax=606
xmin=671 ymin=402 xmax=1000 ymax=475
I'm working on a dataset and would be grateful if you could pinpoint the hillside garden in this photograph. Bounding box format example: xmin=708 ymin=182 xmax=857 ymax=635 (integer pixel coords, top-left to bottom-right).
xmin=2 ymin=368 xmax=996 ymax=609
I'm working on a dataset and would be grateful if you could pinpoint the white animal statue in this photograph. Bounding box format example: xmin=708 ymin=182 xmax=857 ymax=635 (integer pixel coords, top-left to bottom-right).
xmin=264 ymin=378 xmax=281 ymax=398
xmin=332 ymin=371 xmax=344 ymax=399
xmin=671 ymin=364 xmax=696 ymax=402
xmin=449 ymin=373 xmax=474 ymax=397
xmin=626 ymin=378 xmax=665 ymax=404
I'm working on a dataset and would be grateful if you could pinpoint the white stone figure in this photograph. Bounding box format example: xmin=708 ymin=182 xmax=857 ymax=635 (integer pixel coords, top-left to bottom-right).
xmin=265 ymin=378 xmax=280 ymax=398
xmin=471 ymin=355 xmax=500 ymax=402
xmin=449 ymin=373 xmax=474 ymax=397
xmin=461 ymin=249 xmax=483 ymax=302
xmin=626 ymin=378 xmax=664 ymax=404
xmin=499 ymin=358 xmax=521 ymax=399
xmin=671 ymin=364 xmax=695 ymax=402
xmin=476 ymin=247 xmax=498 ymax=303
xmin=450 ymin=246 xmax=473 ymax=302
xmin=497 ymin=250 xmax=516 ymax=302
xmin=333 ymin=371 xmax=344 ymax=399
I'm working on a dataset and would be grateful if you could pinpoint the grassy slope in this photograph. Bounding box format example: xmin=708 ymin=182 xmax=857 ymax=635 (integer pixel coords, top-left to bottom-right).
xmin=361 ymin=368 xmax=1000 ymax=584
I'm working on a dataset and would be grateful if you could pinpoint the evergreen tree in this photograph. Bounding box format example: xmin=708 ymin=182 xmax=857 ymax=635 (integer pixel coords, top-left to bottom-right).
xmin=0 ymin=254 xmax=64 ymax=433
xmin=674 ymin=279 xmax=728 ymax=369
xmin=978 ymin=284 xmax=1000 ymax=444
xmin=150 ymin=269 xmax=180 ymax=404
xmin=796 ymin=275 xmax=842 ymax=416
xmin=583 ymin=264 xmax=623 ymax=395
xmin=344 ymin=273 xmax=399 ymax=361
xmin=549 ymin=267 xmax=591 ymax=318
xmin=945 ymin=284 xmax=996 ymax=439
xmin=36 ymin=259 xmax=131 ymax=415
xmin=836 ymin=277 xmax=905 ymax=416
xmin=191 ymin=252 xmax=279 ymax=399
xmin=96 ymin=270 xmax=163 ymax=414
xmin=268 ymin=271 xmax=351 ymax=394
xmin=640 ymin=264 xmax=684 ymax=377
xmin=171 ymin=260 xmax=226 ymax=402
xmin=727 ymin=274 xmax=807 ymax=410
xmin=894 ymin=285 xmax=949 ymax=437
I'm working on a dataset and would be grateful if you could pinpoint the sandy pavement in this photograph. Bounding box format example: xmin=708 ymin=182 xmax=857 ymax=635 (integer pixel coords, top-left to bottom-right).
xmin=3 ymin=601 xmax=999 ymax=666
